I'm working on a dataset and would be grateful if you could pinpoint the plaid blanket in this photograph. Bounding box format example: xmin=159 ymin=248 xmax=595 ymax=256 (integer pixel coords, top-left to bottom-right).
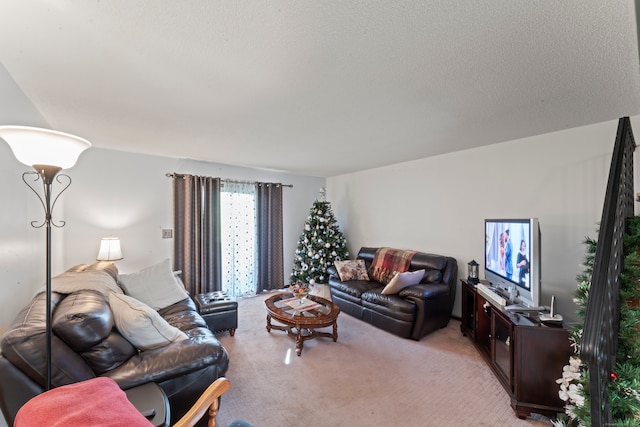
xmin=370 ymin=247 xmax=417 ymax=285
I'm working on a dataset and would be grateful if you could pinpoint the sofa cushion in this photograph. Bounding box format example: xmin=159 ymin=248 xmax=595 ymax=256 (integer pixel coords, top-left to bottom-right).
xmin=361 ymin=291 xmax=416 ymax=321
xmin=381 ymin=269 xmax=425 ymax=295
xmin=423 ymin=269 xmax=443 ymax=283
xmin=80 ymin=332 xmax=138 ymax=374
xmin=159 ymin=298 xmax=209 ymax=333
xmin=108 ymin=292 xmax=188 ymax=351
xmin=409 ymin=252 xmax=447 ymax=273
xmin=328 ymin=278 xmax=380 ymax=299
xmin=52 ymin=290 xmax=114 ymax=352
xmin=118 ymin=259 xmax=189 ymax=310
xmin=334 ymin=260 xmax=370 ymax=281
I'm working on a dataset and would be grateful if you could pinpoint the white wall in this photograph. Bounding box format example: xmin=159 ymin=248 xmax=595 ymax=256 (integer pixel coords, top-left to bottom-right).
xmin=327 ymin=118 xmax=639 ymax=321
xmin=3 ymin=117 xmax=635 ymax=327
xmin=2 ymin=115 xmax=638 ymax=325
xmin=0 ymin=146 xmax=325 ymax=327
xmin=0 ymin=142 xmax=49 ymax=324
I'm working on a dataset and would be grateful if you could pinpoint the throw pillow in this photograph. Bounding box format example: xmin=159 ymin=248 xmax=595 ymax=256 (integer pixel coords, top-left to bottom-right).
xmin=108 ymin=291 xmax=188 ymax=351
xmin=118 ymin=259 xmax=189 ymax=310
xmin=381 ymin=269 xmax=425 ymax=295
xmin=334 ymin=260 xmax=370 ymax=281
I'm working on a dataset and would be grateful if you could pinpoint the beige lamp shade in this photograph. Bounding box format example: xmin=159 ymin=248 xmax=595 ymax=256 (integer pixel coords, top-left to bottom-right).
xmin=97 ymin=237 xmax=124 ymax=261
xmin=0 ymin=125 xmax=91 ymax=169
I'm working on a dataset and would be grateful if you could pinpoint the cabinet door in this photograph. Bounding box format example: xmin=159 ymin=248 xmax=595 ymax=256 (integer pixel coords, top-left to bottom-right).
xmin=460 ymin=281 xmax=476 ymax=339
xmin=492 ymin=310 xmax=513 ymax=389
xmin=514 ymin=326 xmax=571 ymax=409
xmin=475 ymin=294 xmax=491 ymax=359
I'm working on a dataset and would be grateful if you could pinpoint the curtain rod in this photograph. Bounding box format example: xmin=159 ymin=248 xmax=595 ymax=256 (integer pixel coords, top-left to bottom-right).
xmin=165 ymin=173 xmax=293 ymax=188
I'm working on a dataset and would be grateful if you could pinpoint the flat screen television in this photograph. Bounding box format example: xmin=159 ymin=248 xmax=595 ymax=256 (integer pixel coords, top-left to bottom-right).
xmin=484 ymin=218 xmax=541 ymax=308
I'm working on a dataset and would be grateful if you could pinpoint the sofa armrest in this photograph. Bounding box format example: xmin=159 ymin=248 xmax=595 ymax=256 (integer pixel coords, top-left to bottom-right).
xmin=158 ymin=298 xmax=208 ymax=332
xmin=1 ymin=293 xmax=95 ymax=389
xmin=104 ymin=337 xmax=229 ymax=390
xmin=0 ymin=355 xmax=45 ymax=426
xmin=327 ymin=265 xmax=338 ymax=280
xmin=400 ymin=283 xmax=452 ymax=340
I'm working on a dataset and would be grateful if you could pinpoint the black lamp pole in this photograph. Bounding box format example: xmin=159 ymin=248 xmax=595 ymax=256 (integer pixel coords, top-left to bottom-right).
xmin=24 ymin=165 xmax=68 ymax=391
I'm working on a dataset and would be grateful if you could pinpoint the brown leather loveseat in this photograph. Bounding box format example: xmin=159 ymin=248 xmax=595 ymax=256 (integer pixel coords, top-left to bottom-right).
xmin=0 ymin=260 xmax=229 ymax=426
xmin=328 ymin=247 xmax=458 ymax=340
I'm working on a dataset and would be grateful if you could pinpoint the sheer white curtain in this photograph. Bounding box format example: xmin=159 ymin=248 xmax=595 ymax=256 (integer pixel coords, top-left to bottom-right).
xmin=221 ymin=181 xmax=257 ymax=298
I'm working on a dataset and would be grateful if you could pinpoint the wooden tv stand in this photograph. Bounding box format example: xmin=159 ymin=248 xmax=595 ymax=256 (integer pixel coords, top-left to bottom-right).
xmin=460 ymin=279 xmax=572 ymax=419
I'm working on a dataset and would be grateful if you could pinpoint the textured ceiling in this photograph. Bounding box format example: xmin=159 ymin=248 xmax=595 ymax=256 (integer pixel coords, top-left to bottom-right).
xmin=1 ymin=1 xmax=640 ymax=177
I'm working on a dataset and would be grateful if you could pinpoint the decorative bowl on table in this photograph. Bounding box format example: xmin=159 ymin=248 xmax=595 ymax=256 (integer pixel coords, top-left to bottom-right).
xmin=289 ymin=281 xmax=311 ymax=301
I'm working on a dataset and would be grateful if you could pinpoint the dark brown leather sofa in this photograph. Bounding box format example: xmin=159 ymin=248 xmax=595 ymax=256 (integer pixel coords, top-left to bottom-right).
xmin=0 ymin=263 xmax=229 ymax=426
xmin=328 ymin=247 xmax=458 ymax=340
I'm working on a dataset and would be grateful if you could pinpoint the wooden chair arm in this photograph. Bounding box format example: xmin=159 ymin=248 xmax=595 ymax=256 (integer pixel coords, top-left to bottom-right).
xmin=172 ymin=377 xmax=231 ymax=427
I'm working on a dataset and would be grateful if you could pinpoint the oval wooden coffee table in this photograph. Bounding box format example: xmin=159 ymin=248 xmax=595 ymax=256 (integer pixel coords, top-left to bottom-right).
xmin=265 ymin=293 xmax=340 ymax=356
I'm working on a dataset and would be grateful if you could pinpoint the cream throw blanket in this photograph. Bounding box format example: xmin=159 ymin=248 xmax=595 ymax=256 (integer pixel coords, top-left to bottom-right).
xmin=35 ymin=268 xmax=123 ymax=297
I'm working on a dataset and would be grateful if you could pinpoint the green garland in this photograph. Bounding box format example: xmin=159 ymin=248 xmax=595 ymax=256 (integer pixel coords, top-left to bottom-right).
xmin=555 ymin=217 xmax=640 ymax=426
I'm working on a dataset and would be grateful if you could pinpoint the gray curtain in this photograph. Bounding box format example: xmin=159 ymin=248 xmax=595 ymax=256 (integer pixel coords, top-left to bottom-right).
xmin=172 ymin=174 xmax=221 ymax=296
xmin=255 ymin=182 xmax=284 ymax=292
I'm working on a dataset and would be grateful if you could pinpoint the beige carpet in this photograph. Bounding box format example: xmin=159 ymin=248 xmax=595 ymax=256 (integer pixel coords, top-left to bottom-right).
xmin=215 ymin=292 xmax=554 ymax=427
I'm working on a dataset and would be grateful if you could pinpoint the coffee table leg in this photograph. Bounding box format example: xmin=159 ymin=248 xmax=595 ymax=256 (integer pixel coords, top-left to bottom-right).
xmin=296 ymin=328 xmax=303 ymax=356
xmin=266 ymin=314 xmax=272 ymax=333
xmin=332 ymin=321 xmax=338 ymax=342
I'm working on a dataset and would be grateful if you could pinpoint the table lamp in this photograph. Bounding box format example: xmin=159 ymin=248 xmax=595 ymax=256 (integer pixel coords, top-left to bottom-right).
xmin=96 ymin=236 xmax=124 ymax=261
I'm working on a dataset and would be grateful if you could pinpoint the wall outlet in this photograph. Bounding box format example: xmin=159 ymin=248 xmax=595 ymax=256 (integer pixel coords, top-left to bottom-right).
xmin=162 ymin=229 xmax=173 ymax=239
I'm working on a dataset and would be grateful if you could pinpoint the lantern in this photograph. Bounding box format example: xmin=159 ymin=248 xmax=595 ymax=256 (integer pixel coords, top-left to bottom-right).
xmin=467 ymin=260 xmax=479 ymax=284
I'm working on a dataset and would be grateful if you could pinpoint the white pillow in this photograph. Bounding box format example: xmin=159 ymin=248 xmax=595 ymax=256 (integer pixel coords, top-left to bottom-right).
xmin=108 ymin=292 xmax=187 ymax=351
xmin=118 ymin=259 xmax=189 ymax=310
xmin=381 ymin=269 xmax=425 ymax=295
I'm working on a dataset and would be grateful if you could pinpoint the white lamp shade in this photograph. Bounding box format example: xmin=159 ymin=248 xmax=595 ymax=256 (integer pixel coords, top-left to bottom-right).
xmin=97 ymin=237 xmax=123 ymax=261
xmin=0 ymin=125 xmax=91 ymax=169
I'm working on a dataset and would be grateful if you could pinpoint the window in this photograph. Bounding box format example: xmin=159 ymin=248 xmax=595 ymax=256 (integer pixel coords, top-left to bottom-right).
xmin=220 ymin=182 xmax=256 ymax=297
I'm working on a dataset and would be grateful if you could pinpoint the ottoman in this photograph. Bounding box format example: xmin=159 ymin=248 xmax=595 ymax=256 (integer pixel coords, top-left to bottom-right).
xmin=196 ymin=291 xmax=238 ymax=336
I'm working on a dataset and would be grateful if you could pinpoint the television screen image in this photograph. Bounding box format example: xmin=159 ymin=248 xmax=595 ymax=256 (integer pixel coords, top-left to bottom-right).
xmin=484 ymin=218 xmax=541 ymax=308
xmin=485 ymin=220 xmax=531 ymax=289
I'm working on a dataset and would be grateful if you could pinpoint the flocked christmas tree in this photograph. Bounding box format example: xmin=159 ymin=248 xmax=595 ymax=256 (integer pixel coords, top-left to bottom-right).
xmin=290 ymin=188 xmax=348 ymax=286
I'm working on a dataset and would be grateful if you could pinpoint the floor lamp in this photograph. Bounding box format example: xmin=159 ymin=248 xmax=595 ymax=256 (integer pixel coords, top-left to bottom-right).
xmin=0 ymin=125 xmax=91 ymax=390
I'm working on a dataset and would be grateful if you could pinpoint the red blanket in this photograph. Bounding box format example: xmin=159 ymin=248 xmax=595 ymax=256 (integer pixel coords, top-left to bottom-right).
xmin=14 ymin=377 xmax=154 ymax=427
xmin=370 ymin=247 xmax=417 ymax=285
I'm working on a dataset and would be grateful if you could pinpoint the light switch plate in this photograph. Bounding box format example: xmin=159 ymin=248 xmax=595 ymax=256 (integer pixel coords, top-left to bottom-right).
xmin=162 ymin=229 xmax=173 ymax=239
